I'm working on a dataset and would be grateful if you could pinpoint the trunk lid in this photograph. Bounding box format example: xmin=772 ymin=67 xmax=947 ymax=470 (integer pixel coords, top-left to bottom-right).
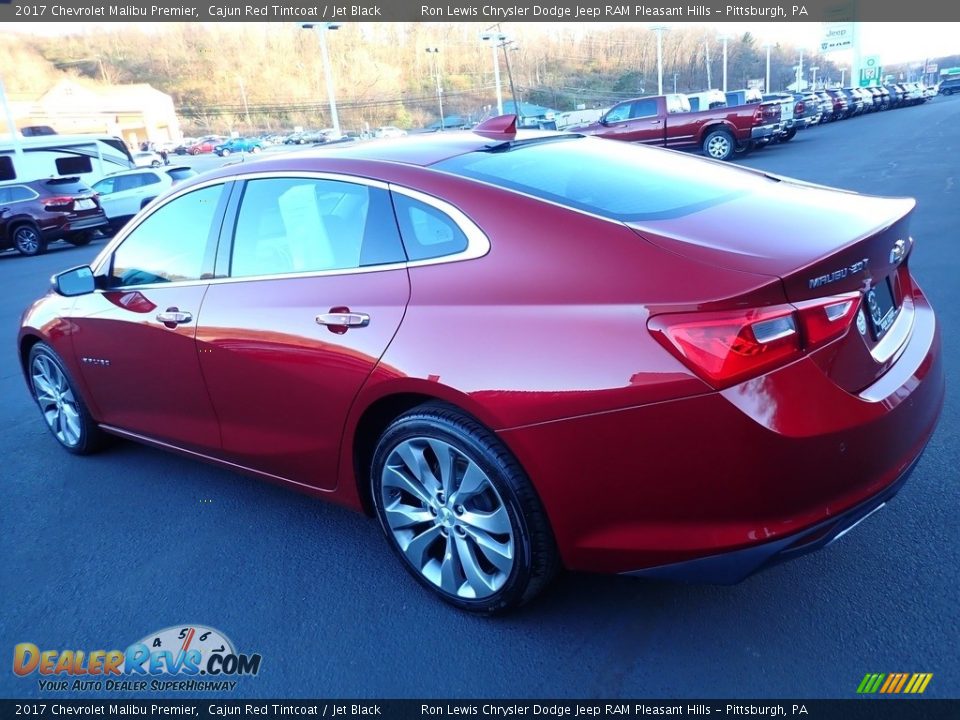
xmin=627 ymin=172 xmax=916 ymax=392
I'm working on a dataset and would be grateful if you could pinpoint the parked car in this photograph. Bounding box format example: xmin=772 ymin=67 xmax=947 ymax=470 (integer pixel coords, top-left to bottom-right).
xmin=724 ymin=88 xmax=764 ymax=108
xmin=940 ymin=77 xmax=960 ymax=95
xmin=19 ymin=117 xmax=945 ymax=613
xmin=186 ymin=137 xmax=223 ymax=155
xmin=173 ymin=138 xmax=198 ymax=155
xmin=884 ymin=84 xmax=904 ymax=108
xmin=574 ymin=93 xmax=781 ymax=161
xmin=814 ymin=91 xmax=835 ymax=122
xmin=868 ymin=87 xmax=890 ymax=110
xmin=0 ymin=177 xmax=107 ymax=256
xmin=840 ymin=88 xmax=864 ymax=116
xmin=375 ymin=126 xmax=408 ymax=139
xmin=131 ymin=151 xmax=164 ymax=168
xmin=854 ymin=87 xmax=876 ymax=112
xmin=91 ymin=166 xmax=198 ymax=232
xmin=792 ymin=93 xmax=822 ymax=126
xmin=825 ymin=89 xmax=850 ymax=119
xmin=215 ymin=138 xmax=264 ymax=156
xmin=762 ymin=93 xmax=798 ymax=140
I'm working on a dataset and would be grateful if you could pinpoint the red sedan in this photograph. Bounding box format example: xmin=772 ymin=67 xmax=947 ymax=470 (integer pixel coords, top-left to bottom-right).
xmin=18 ymin=117 xmax=944 ymax=613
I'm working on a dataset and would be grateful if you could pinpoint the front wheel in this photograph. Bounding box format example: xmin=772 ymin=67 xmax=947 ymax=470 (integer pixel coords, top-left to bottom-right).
xmin=220 ymin=148 xmax=231 ymax=157
xmin=28 ymin=343 xmax=107 ymax=454
xmin=371 ymin=404 xmax=559 ymax=614
xmin=703 ymin=129 xmax=735 ymax=161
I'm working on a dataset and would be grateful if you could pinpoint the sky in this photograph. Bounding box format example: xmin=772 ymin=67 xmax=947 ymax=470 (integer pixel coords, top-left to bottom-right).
xmin=4 ymin=21 xmax=959 ymax=66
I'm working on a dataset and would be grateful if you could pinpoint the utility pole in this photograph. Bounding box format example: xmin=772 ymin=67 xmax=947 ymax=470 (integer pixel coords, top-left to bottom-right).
xmin=501 ymin=40 xmax=520 ymax=119
xmin=301 ymin=22 xmax=342 ymax=136
xmin=673 ymin=73 xmax=678 ymax=93
xmin=652 ymin=26 xmax=667 ymax=95
xmin=425 ymin=48 xmax=444 ymax=129
xmin=795 ymin=48 xmax=803 ymax=90
xmin=480 ymin=31 xmax=507 ymax=115
xmin=237 ymin=76 xmax=251 ymax=130
xmin=810 ymin=66 xmax=820 ymax=89
xmin=705 ymin=38 xmax=711 ymax=89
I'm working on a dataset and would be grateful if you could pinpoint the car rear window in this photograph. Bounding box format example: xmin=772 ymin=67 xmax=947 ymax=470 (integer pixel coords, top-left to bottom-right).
xmin=166 ymin=168 xmax=197 ymax=182
xmin=41 ymin=177 xmax=92 ymax=195
xmin=433 ymin=137 xmax=753 ymax=222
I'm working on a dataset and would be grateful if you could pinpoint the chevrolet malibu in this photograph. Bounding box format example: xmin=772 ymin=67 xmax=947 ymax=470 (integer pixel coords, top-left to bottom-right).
xmin=18 ymin=116 xmax=944 ymax=614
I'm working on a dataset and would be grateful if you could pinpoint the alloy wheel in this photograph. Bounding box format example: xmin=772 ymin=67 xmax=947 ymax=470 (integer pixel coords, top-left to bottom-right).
xmin=14 ymin=226 xmax=41 ymax=255
xmin=380 ymin=437 xmax=516 ymax=600
xmin=707 ymin=135 xmax=731 ymax=159
xmin=31 ymin=354 xmax=82 ymax=447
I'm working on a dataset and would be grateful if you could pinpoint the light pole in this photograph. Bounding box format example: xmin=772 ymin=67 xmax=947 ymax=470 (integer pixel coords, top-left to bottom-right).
xmin=795 ymin=48 xmax=804 ymax=91
xmin=425 ymin=47 xmax=444 ymax=129
xmin=765 ymin=43 xmax=772 ymax=92
xmin=720 ymin=34 xmax=729 ymax=92
xmin=652 ymin=26 xmax=667 ymax=95
xmin=810 ymin=66 xmax=820 ymax=89
xmin=480 ymin=31 xmax=507 ymax=115
xmin=705 ymin=38 xmax=711 ymax=89
xmin=237 ymin=76 xmax=251 ymax=130
xmin=840 ymin=67 xmax=846 ymax=86
xmin=301 ymin=22 xmax=342 ymax=137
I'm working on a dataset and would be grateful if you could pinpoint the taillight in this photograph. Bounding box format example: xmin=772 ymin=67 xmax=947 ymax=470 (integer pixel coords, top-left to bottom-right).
xmin=752 ymin=106 xmax=763 ymax=125
xmin=43 ymin=196 xmax=74 ymax=210
xmin=648 ymin=292 xmax=862 ymax=389
xmin=795 ymin=101 xmax=805 ymax=114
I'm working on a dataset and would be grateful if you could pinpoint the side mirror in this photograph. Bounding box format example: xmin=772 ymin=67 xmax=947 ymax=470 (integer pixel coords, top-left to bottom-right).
xmin=52 ymin=266 xmax=96 ymax=297
xmin=598 ymin=115 xmax=610 ymax=126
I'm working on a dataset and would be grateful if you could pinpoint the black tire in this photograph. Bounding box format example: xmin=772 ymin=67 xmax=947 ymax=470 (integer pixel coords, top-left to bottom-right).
xmin=150 ymin=160 xmax=161 ymax=168
xmin=221 ymin=148 xmax=231 ymax=157
xmin=370 ymin=403 xmax=559 ymax=615
xmin=734 ymin=140 xmax=754 ymax=157
xmin=12 ymin=223 xmax=46 ymax=256
xmin=251 ymin=146 xmax=261 ymax=154
xmin=27 ymin=343 xmax=108 ymax=455
xmin=780 ymin=127 xmax=797 ymax=142
xmin=702 ymin=129 xmax=735 ymax=161
xmin=65 ymin=231 xmax=94 ymax=247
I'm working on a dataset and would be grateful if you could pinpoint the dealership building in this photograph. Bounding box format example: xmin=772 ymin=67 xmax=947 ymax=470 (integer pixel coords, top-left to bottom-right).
xmin=8 ymin=78 xmax=182 ymax=148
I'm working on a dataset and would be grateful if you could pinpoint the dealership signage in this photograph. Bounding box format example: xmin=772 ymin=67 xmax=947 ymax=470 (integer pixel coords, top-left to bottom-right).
xmin=820 ymin=22 xmax=854 ymax=52
xmin=860 ymin=55 xmax=882 ymax=87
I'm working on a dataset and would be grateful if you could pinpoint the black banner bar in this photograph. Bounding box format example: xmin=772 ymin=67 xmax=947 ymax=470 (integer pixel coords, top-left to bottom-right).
xmin=1 ymin=701 xmax=958 ymax=720
xmin=2 ymin=0 xmax=960 ymax=22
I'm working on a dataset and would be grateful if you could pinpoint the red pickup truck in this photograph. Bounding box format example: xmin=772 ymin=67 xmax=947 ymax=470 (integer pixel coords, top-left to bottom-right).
xmin=572 ymin=93 xmax=781 ymax=161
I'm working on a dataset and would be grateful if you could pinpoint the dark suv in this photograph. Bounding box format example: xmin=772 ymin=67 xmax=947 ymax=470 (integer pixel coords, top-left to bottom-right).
xmin=940 ymin=77 xmax=960 ymax=96
xmin=0 ymin=177 xmax=107 ymax=256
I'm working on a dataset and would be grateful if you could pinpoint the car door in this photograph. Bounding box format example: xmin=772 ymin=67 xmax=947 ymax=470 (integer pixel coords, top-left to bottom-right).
xmin=69 ymin=182 xmax=231 ymax=451
xmin=195 ymin=174 xmax=411 ymax=490
xmin=601 ymin=98 xmax=664 ymax=143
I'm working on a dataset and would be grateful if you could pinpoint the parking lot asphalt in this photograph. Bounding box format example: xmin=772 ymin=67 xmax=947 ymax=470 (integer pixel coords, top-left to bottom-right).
xmin=2 ymin=95 xmax=958 ymax=701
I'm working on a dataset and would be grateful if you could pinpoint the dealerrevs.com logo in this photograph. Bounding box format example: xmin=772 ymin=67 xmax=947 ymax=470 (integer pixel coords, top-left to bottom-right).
xmin=13 ymin=625 xmax=262 ymax=692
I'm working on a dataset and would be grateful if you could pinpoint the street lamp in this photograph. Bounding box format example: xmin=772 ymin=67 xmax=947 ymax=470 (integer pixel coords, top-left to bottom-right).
xmin=480 ymin=31 xmax=508 ymax=115
xmin=839 ymin=67 xmax=847 ymax=86
xmin=719 ymin=33 xmax=729 ymax=92
xmin=651 ymin=25 xmax=668 ymax=95
xmin=425 ymin=48 xmax=444 ymax=130
xmin=301 ymin=22 xmax=342 ymax=137
xmin=810 ymin=66 xmax=820 ymax=89
xmin=765 ymin=42 xmax=772 ymax=92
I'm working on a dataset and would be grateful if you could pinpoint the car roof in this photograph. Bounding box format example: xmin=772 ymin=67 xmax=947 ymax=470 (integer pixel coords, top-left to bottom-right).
xmin=99 ymin=166 xmax=187 ymax=179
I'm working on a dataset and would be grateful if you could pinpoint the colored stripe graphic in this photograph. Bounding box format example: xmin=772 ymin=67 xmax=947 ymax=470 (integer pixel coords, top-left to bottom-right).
xmin=857 ymin=672 xmax=932 ymax=694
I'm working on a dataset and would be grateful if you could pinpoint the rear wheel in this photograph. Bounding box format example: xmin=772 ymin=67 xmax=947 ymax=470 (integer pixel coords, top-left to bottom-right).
xmin=221 ymin=148 xmax=231 ymax=157
xmin=27 ymin=343 xmax=107 ymax=454
xmin=251 ymin=146 xmax=261 ymax=154
xmin=12 ymin=224 xmax=46 ymax=256
xmin=703 ymin=129 xmax=735 ymax=161
xmin=780 ymin=127 xmax=797 ymax=142
xmin=371 ymin=403 xmax=559 ymax=614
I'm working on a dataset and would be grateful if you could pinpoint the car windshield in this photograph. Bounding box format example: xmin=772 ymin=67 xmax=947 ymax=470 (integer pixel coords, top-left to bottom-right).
xmin=434 ymin=136 xmax=759 ymax=222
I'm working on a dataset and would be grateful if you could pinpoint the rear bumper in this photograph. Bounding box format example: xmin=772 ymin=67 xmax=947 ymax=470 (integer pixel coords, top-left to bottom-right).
xmin=621 ymin=449 xmax=921 ymax=583
xmin=751 ymin=123 xmax=779 ymax=140
xmin=41 ymin=213 xmax=107 ymax=240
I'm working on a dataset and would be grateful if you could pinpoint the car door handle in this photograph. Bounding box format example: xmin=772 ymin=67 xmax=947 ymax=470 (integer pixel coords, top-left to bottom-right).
xmin=156 ymin=308 xmax=193 ymax=327
xmin=316 ymin=312 xmax=370 ymax=328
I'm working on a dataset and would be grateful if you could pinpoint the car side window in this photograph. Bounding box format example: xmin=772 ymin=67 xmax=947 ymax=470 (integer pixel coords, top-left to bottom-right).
xmin=7 ymin=186 xmax=36 ymax=202
xmin=630 ymin=98 xmax=659 ymax=119
xmin=391 ymin=193 xmax=469 ymax=261
xmin=604 ymin=102 xmax=631 ymax=123
xmin=110 ymin=184 xmax=225 ymax=287
xmin=93 ymin=177 xmax=115 ymax=195
xmin=142 ymin=173 xmax=162 ymax=187
xmin=229 ymin=177 xmax=405 ymax=278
